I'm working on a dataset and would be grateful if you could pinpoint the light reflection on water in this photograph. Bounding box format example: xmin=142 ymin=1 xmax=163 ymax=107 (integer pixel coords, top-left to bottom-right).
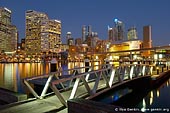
xmin=0 ymin=63 xmax=50 ymax=93
xmin=138 ymin=79 xmax=170 ymax=113
xmin=0 ymin=61 xmax=99 ymax=93
xmin=96 ymin=77 xmax=170 ymax=113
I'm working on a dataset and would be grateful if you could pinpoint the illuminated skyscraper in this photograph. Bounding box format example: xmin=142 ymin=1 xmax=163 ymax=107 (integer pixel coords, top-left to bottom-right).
xmin=108 ymin=26 xmax=118 ymax=43
xmin=66 ymin=32 xmax=74 ymax=45
xmin=82 ymin=25 xmax=92 ymax=43
xmin=25 ymin=10 xmax=61 ymax=53
xmin=127 ymin=27 xmax=138 ymax=40
xmin=114 ymin=18 xmax=124 ymax=41
xmin=0 ymin=7 xmax=18 ymax=52
xmin=108 ymin=19 xmax=124 ymax=43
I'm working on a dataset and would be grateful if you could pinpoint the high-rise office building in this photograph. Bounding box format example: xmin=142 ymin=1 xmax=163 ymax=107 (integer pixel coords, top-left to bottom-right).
xmin=108 ymin=19 xmax=124 ymax=43
xmin=127 ymin=27 xmax=138 ymax=40
xmin=114 ymin=19 xmax=124 ymax=41
xmin=25 ymin=10 xmax=61 ymax=53
xmin=66 ymin=32 xmax=74 ymax=45
xmin=82 ymin=25 xmax=86 ymax=43
xmin=108 ymin=26 xmax=118 ymax=43
xmin=0 ymin=7 xmax=18 ymax=52
xmin=142 ymin=25 xmax=152 ymax=56
xmin=48 ymin=19 xmax=61 ymax=52
xmin=143 ymin=25 xmax=152 ymax=48
xmin=82 ymin=25 xmax=92 ymax=43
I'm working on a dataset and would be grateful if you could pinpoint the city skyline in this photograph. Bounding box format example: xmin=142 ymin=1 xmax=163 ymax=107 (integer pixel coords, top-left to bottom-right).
xmin=1 ymin=0 xmax=170 ymax=46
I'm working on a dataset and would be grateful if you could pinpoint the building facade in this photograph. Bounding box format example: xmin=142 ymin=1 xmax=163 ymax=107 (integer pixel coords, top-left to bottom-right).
xmin=0 ymin=7 xmax=18 ymax=52
xmin=108 ymin=26 xmax=118 ymax=43
xmin=143 ymin=25 xmax=152 ymax=48
xmin=142 ymin=25 xmax=152 ymax=56
xmin=114 ymin=19 xmax=124 ymax=41
xmin=108 ymin=19 xmax=124 ymax=43
xmin=25 ymin=10 xmax=61 ymax=54
xmin=127 ymin=27 xmax=138 ymax=40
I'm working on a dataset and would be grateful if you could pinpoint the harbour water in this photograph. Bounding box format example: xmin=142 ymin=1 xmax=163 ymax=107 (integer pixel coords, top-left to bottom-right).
xmin=94 ymin=77 xmax=170 ymax=113
xmin=0 ymin=61 xmax=89 ymax=93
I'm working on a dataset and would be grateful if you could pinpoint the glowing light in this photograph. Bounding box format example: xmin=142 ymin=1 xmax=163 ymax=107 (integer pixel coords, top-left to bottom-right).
xmin=141 ymin=99 xmax=146 ymax=112
xmin=114 ymin=18 xmax=118 ymax=22
xmin=159 ymin=54 xmax=163 ymax=59
xmin=109 ymin=56 xmax=113 ymax=60
xmin=156 ymin=90 xmax=160 ymax=97
xmin=154 ymin=54 xmax=158 ymax=60
xmin=4 ymin=7 xmax=11 ymax=13
xmin=150 ymin=97 xmax=153 ymax=105
xmin=150 ymin=91 xmax=153 ymax=98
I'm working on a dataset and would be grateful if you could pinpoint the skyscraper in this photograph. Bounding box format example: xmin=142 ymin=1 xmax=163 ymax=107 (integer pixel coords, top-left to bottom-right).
xmin=66 ymin=32 xmax=74 ymax=45
xmin=127 ymin=27 xmax=138 ymax=40
xmin=82 ymin=25 xmax=92 ymax=43
xmin=142 ymin=25 xmax=152 ymax=56
xmin=0 ymin=7 xmax=18 ymax=52
xmin=143 ymin=25 xmax=152 ymax=48
xmin=82 ymin=25 xmax=86 ymax=43
xmin=25 ymin=10 xmax=61 ymax=53
xmin=108 ymin=26 xmax=118 ymax=43
xmin=114 ymin=19 xmax=124 ymax=41
xmin=108 ymin=19 xmax=124 ymax=43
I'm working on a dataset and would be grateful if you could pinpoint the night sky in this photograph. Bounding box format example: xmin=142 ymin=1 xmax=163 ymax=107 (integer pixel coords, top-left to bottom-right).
xmin=1 ymin=0 xmax=170 ymax=46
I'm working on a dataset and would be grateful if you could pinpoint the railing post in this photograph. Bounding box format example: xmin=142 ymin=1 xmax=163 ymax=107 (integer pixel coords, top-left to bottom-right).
xmin=101 ymin=69 xmax=110 ymax=88
xmin=85 ymin=67 xmax=92 ymax=82
xmin=150 ymin=66 xmax=153 ymax=75
xmin=69 ymin=78 xmax=80 ymax=99
xmin=129 ymin=65 xmax=134 ymax=79
xmin=91 ymin=72 xmax=101 ymax=94
xmin=50 ymin=83 xmax=67 ymax=107
xmin=142 ymin=65 xmax=146 ymax=76
xmin=109 ymin=68 xmax=115 ymax=87
xmin=80 ymin=76 xmax=91 ymax=95
xmin=40 ymin=74 xmax=54 ymax=99
xmin=24 ymin=79 xmax=39 ymax=99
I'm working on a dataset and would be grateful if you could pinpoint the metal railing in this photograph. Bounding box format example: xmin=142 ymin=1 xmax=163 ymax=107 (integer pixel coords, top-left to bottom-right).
xmin=23 ymin=65 xmax=105 ymax=99
xmin=49 ymin=64 xmax=153 ymax=107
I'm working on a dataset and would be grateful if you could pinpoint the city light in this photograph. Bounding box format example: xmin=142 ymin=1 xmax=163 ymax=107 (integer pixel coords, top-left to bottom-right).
xmin=114 ymin=18 xmax=118 ymax=22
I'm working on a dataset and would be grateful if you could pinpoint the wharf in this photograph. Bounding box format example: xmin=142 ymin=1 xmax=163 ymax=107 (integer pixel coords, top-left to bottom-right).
xmin=0 ymin=64 xmax=168 ymax=113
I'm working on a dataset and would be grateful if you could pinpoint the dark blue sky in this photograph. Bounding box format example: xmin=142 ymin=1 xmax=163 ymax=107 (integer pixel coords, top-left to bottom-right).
xmin=1 ymin=0 xmax=170 ymax=46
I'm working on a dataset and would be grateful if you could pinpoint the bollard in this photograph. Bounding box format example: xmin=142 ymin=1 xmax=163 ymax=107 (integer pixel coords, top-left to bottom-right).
xmin=156 ymin=67 xmax=159 ymax=74
xmin=130 ymin=60 xmax=133 ymax=64
xmin=138 ymin=61 xmax=140 ymax=64
xmin=84 ymin=59 xmax=89 ymax=72
xmin=50 ymin=58 xmax=57 ymax=72
xmin=162 ymin=67 xmax=164 ymax=72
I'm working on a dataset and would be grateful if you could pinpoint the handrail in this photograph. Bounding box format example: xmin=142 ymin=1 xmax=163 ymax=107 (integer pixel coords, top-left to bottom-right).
xmin=49 ymin=64 xmax=154 ymax=107
xmin=23 ymin=64 xmax=108 ymax=99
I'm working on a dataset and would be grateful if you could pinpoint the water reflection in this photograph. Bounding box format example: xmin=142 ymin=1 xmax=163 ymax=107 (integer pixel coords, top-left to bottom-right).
xmin=93 ymin=76 xmax=170 ymax=113
xmin=0 ymin=61 xmax=96 ymax=93
xmin=0 ymin=63 xmax=50 ymax=93
xmin=138 ymin=79 xmax=170 ymax=113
